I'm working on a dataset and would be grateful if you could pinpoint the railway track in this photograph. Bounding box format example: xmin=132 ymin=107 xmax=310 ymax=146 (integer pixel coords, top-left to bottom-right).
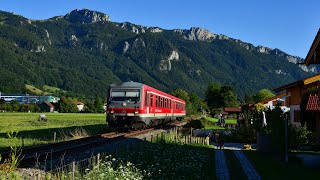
xmin=1 ymin=120 xmax=186 ymax=171
xmin=1 ymin=128 xmax=157 ymax=169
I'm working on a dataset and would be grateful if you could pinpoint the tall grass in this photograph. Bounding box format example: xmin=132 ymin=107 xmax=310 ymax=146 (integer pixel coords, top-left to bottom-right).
xmin=4 ymin=127 xmax=215 ymax=179
xmin=0 ymin=113 xmax=107 ymax=153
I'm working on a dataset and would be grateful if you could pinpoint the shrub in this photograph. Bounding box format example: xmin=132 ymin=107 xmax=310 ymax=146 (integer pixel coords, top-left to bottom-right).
xmin=223 ymin=125 xmax=256 ymax=143
xmin=183 ymin=119 xmax=204 ymax=129
xmin=289 ymin=123 xmax=312 ymax=148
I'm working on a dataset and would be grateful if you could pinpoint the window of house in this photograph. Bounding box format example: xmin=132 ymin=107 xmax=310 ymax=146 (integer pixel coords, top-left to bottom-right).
xmin=294 ymin=110 xmax=301 ymax=122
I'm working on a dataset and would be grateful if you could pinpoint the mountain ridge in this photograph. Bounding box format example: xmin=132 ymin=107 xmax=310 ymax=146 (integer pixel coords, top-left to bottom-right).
xmin=0 ymin=9 xmax=315 ymax=99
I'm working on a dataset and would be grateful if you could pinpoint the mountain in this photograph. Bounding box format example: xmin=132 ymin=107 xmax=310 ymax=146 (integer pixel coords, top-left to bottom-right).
xmin=0 ymin=9 xmax=316 ymax=99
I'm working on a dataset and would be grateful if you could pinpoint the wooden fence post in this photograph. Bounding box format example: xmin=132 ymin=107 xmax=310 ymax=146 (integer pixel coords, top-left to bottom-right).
xmin=72 ymin=161 xmax=75 ymax=180
xmin=53 ymin=132 xmax=56 ymax=142
xmin=97 ymin=153 xmax=100 ymax=170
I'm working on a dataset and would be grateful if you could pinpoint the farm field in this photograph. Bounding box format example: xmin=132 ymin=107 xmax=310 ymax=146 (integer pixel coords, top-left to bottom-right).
xmin=0 ymin=113 xmax=108 ymax=153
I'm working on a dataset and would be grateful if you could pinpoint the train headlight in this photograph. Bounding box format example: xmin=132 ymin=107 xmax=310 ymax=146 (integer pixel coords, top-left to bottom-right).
xmin=134 ymin=110 xmax=139 ymax=114
xmin=110 ymin=110 xmax=114 ymax=114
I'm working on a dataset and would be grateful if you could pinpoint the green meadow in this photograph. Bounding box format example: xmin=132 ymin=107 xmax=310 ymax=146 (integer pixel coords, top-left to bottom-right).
xmin=0 ymin=113 xmax=108 ymax=153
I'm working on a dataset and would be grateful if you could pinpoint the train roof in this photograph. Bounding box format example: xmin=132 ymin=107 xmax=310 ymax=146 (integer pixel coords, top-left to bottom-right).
xmin=109 ymin=81 xmax=185 ymax=103
xmin=109 ymin=81 xmax=144 ymax=88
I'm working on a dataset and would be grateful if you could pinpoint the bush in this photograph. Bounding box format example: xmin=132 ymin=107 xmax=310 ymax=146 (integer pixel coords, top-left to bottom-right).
xmin=289 ymin=123 xmax=312 ymax=148
xmin=184 ymin=120 xmax=204 ymax=129
xmin=224 ymin=125 xmax=256 ymax=143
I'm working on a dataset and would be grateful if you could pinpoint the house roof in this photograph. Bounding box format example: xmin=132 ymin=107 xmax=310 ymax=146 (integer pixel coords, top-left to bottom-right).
xmin=274 ymin=74 xmax=320 ymax=92
xmin=43 ymin=102 xmax=55 ymax=108
xmin=259 ymin=93 xmax=287 ymax=104
xmin=73 ymin=101 xmax=84 ymax=105
xmin=224 ymin=107 xmax=242 ymax=113
xmin=302 ymin=29 xmax=320 ymax=66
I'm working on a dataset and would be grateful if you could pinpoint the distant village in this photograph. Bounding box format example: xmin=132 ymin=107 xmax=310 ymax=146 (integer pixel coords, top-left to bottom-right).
xmin=0 ymin=92 xmax=87 ymax=112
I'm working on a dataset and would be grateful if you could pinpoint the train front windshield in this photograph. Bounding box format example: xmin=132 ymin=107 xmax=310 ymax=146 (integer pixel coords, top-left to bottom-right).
xmin=110 ymin=89 xmax=140 ymax=103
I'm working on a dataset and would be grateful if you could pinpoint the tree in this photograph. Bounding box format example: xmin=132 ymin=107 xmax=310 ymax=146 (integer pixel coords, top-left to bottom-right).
xmin=205 ymin=83 xmax=239 ymax=108
xmin=270 ymin=105 xmax=285 ymax=157
xmin=220 ymin=86 xmax=239 ymax=107
xmin=244 ymin=94 xmax=254 ymax=104
xmin=56 ymin=96 xmax=78 ymax=113
xmin=83 ymin=101 xmax=95 ymax=113
xmin=10 ymin=100 xmax=20 ymax=112
xmin=171 ymin=89 xmax=190 ymax=103
xmin=94 ymin=96 xmax=105 ymax=113
xmin=171 ymin=89 xmax=192 ymax=116
xmin=253 ymin=89 xmax=275 ymax=103
xmin=0 ymin=99 xmax=5 ymax=105
xmin=205 ymin=82 xmax=222 ymax=108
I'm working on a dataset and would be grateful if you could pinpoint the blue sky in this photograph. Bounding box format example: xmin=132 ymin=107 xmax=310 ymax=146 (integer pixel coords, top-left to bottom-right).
xmin=1 ymin=0 xmax=319 ymax=58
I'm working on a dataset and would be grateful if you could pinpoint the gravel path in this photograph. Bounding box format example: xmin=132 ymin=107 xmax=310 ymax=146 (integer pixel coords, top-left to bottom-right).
xmin=215 ymin=150 xmax=230 ymax=180
xmin=233 ymin=150 xmax=261 ymax=180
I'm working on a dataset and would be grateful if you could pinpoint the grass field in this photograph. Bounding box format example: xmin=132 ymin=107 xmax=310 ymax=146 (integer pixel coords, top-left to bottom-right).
xmin=243 ymin=151 xmax=320 ymax=178
xmin=205 ymin=117 xmax=237 ymax=124
xmin=203 ymin=117 xmax=238 ymax=130
xmin=0 ymin=113 xmax=108 ymax=153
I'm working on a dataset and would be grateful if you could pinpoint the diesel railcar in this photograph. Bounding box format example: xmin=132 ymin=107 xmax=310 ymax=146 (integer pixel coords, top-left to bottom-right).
xmin=106 ymin=82 xmax=186 ymax=129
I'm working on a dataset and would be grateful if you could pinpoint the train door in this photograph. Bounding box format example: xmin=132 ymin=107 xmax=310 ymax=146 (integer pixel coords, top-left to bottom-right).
xmin=145 ymin=91 xmax=149 ymax=115
xmin=172 ymin=100 xmax=175 ymax=118
xmin=148 ymin=93 xmax=154 ymax=116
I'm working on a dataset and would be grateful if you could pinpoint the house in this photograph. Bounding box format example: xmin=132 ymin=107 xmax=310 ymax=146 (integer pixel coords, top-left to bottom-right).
xmin=299 ymin=28 xmax=320 ymax=143
xmin=258 ymin=93 xmax=290 ymax=112
xmin=39 ymin=102 xmax=55 ymax=112
xmin=0 ymin=92 xmax=60 ymax=104
xmin=274 ymin=74 xmax=320 ymax=126
xmin=73 ymin=101 xmax=84 ymax=111
xmin=273 ymin=29 xmax=320 ymax=143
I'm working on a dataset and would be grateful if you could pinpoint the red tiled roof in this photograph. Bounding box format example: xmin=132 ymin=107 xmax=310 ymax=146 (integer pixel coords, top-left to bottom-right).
xmin=224 ymin=107 xmax=242 ymax=113
xmin=72 ymin=101 xmax=84 ymax=105
xmin=44 ymin=102 xmax=55 ymax=108
xmin=306 ymin=94 xmax=320 ymax=111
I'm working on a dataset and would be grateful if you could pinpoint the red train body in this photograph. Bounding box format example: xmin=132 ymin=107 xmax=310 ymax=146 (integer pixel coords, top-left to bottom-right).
xmin=106 ymin=82 xmax=186 ymax=129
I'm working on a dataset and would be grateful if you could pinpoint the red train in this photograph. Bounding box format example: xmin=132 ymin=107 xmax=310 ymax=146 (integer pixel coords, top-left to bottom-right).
xmin=106 ymin=82 xmax=186 ymax=129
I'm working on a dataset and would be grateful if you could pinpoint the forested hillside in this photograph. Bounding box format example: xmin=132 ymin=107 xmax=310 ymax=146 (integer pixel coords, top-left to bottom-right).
xmin=0 ymin=9 xmax=315 ymax=99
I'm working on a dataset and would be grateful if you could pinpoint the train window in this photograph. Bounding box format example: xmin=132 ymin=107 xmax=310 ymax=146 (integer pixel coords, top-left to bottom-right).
xmin=160 ymin=97 xmax=163 ymax=108
xmin=163 ymin=98 xmax=165 ymax=108
xmin=150 ymin=95 xmax=153 ymax=106
xmin=145 ymin=92 xmax=148 ymax=106
xmin=156 ymin=96 xmax=159 ymax=107
xmin=111 ymin=89 xmax=140 ymax=102
xmin=165 ymin=99 xmax=167 ymax=108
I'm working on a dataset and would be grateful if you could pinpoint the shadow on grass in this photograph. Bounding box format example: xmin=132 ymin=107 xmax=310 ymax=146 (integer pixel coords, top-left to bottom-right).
xmin=105 ymin=140 xmax=216 ymax=180
xmin=242 ymin=150 xmax=320 ymax=179
xmin=0 ymin=124 xmax=110 ymax=140
xmin=0 ymin=124 xmax=112 ymax=153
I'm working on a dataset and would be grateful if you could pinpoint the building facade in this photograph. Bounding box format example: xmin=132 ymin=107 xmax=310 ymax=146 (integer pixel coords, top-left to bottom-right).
xmin=0 ymin=92 xmax=60 ymax=104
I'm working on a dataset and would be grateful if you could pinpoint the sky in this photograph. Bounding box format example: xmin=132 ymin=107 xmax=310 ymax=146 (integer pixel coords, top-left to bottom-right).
xmin=0 ymin=0 xmax=319 ymax=58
